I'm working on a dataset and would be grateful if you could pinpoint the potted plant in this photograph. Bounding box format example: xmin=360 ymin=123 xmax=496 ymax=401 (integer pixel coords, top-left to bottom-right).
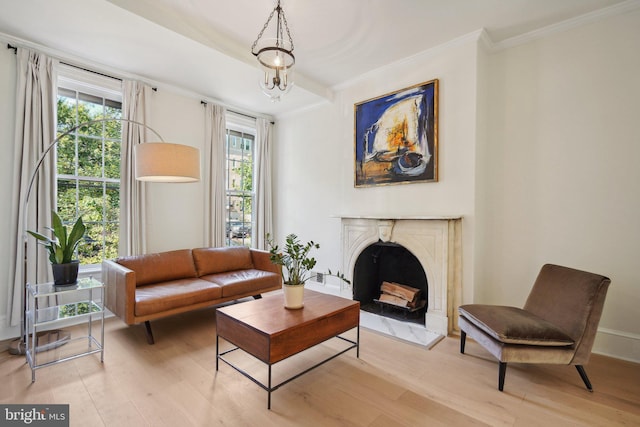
xmin=267 ymin=233 xmax=350 ymax=309
xmin=28 ymin=210 xmax=86 ymax=286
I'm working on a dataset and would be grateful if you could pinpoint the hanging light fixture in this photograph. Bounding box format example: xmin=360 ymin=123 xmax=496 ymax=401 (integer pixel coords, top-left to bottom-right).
xmin=251 ymin=0 xmax=295 ymax=101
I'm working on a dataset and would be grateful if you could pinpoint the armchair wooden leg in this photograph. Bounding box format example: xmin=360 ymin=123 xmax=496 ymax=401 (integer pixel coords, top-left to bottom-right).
xmin=144 ymin=321 xmax=155 ymax=345
xmin=498 ymin=362 xmax=507 ymax=391
xmin=575 ymin=365 xmax=593 ymax=392
xmin=460 ymin=330 xmax=467 ymax=354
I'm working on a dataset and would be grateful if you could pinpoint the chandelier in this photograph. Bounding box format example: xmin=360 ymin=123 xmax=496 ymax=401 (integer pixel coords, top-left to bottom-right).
xmin=251 ymin=0 xmax=295 ymax=101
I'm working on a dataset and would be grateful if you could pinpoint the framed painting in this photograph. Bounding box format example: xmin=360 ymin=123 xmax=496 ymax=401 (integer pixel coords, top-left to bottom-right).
xmin=354 ymin=79 xmax=438 ymax=187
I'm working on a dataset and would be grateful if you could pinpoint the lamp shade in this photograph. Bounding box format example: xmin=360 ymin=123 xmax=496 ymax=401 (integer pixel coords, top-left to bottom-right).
xmin=134 ymin=142 xmax=200 ymax=182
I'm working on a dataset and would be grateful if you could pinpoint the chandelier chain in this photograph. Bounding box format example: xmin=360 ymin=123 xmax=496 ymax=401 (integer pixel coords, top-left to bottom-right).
xmin=280 ymin=7 xmax=294 ymax=51
xmin=251 ymin=6 xmax=277 ymax=52
xmin=251 ymin=0 xmax=294 ymax=53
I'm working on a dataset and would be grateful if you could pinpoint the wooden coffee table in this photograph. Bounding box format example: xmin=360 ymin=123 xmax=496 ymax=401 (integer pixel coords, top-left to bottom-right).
xmin=215 ymin=289 xmax=360 ymax=409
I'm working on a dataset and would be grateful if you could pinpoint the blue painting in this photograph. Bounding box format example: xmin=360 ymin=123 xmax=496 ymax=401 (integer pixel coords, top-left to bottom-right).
xmin=354 ymin=79 xmax=438 ymax=187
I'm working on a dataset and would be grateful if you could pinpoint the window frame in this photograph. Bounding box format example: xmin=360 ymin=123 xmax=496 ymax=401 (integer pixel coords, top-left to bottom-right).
xmin=225 ymin=117 xmax=256 ymax=248
xmin=56 ymin=66 xmax=123 ymax=270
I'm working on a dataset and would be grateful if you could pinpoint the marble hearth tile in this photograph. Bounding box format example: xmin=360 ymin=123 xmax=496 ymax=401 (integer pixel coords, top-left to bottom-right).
xmin=305 ymin=282 xmax=443 ymax=348
xmin=360 ymin=311 xmax=443 ymax=349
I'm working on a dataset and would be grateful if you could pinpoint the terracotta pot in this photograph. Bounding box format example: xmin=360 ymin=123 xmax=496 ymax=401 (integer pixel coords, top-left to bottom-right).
xmin=283 ymin=284 xmax=304 ymax=309
xmin=52 ymin=260 xmax=79 ymax=286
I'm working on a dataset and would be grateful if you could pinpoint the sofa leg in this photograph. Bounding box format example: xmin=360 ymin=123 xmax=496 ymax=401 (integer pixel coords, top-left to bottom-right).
xmin=498 ymin=362 xmax=507 ymax=391
xmin=575 ymin=365 xmax=593 ymax=392
xmin=460 ymin=330 xmax=466 ymax=354
xmin=253 ymin=294 xmax=262 ymax=300
xmin=144 ymin=321 xmax=155 ymax=345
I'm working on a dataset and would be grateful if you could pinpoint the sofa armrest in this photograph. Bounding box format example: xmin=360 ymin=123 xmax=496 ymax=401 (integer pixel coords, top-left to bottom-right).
xmin=102 ymin=259 xmax=137 ymax=325
xmin=250 ymin=249 xmax=282 ymax=277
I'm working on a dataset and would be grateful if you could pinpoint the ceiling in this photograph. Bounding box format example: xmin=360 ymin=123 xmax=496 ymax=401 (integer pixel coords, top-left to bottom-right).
xmin=0 ymin=0 xmax=629 ymax=117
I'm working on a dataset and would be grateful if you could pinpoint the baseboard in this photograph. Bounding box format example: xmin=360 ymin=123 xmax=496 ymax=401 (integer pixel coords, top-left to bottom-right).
xmin=305 ymin=281 xmax=349 ymax=297
xmin=592 ymin=327 xmax=640 ymax=363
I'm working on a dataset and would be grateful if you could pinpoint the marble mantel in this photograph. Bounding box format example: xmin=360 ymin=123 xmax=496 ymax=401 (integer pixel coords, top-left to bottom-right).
xmin=337 ymin=215 xmax=462 ymax=337
xmin=335 ymin=214 xmax=463 ymax=220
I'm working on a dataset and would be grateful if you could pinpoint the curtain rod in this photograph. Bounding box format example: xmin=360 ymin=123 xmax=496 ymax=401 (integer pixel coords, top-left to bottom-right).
xmin=61 ymin=62 xmax=158 ymax=91
xmin=61 ymin=61 xmax=123 ymax=82
xmin=8 ymin=43 xmax=124 ymax=82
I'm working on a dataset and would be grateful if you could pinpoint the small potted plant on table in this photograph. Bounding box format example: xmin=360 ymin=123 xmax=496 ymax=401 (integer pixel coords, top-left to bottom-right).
xmin=267 ymin=233 xmax=350 ymax=309
xmin=28 ymin=210 xmax=85 ymax=286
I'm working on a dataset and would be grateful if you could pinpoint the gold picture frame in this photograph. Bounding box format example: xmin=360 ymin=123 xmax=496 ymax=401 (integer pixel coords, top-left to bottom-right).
xmin=354 ymin=79 xmax=439 ymax=187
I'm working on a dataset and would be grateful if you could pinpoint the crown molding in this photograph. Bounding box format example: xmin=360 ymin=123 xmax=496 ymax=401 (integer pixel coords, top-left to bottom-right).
xmin=492 ymin=0 xmax=640 ymax=51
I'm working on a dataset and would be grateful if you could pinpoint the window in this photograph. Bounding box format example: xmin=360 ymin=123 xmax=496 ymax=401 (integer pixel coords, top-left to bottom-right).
xmin=225 ymin=128 xmax=254 ymax=247
xmin=56 ymin=83 xmax=122 ymax=266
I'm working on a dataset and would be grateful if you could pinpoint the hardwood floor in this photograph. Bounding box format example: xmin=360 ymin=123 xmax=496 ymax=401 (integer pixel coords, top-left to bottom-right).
xmin=1 ymin=307 xmax=639 ymax=426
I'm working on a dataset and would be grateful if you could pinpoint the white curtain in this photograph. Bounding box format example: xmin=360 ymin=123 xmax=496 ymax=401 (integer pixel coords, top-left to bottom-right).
xmin=203 ymin=103 xmax=227 ymax=247
xmin=120 ymin=81 xmax=151 ymax=256
xmin=7 ymin=49 xmax=58 ymax=327
xmin=254 ymin=118 xmax=274 ymax=250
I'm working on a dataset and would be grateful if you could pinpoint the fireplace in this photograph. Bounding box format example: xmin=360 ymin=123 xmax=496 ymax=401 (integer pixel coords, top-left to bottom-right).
xmin=339 ymin=216 xmax=462 ymax=337
xmin=353 ymin=241 xmax=428 ymax=326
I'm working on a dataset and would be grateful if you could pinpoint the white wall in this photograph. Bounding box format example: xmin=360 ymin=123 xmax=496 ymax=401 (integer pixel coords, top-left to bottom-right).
xmin=144 ymin=89 xmax=207 ymax=253
xmin=274 ymin=36 xmax=481 ymax=299
xmin=477 ymin=9 xmax=640 ymax=361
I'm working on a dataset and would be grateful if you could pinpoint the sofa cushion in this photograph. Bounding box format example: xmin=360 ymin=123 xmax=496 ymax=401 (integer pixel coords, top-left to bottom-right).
xmin=202 ymin=269 xmax=281 ymax=297
xmin=192 ymin=247 xmax=254 ymax=276
xmin=135 ymin=278 xmax=222 ymax=317
xmin=117 ymin=249 xmax=197 ymax=286
xmin=459 ymin=304 xmax=575 ymax=346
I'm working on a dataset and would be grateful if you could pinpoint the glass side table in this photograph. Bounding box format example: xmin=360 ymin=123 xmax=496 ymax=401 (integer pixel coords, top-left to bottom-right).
xmin=25 ymin=277 xmax=105 ymax=382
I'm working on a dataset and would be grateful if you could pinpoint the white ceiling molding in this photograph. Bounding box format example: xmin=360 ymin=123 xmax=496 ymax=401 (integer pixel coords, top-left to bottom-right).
xmin=477 ymin=28 xmax=496 ymax=52
xmin=492 ymin=0 xmax=640 ymax=51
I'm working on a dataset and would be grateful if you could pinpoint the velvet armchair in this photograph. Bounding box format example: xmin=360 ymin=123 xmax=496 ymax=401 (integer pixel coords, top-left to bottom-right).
xmin=458 ymin=264 xmax=611 ymax=391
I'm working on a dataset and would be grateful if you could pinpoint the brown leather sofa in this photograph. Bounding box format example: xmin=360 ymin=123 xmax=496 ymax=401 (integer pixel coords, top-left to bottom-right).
xmin=103 ymin=246 xmax=282 ymax=344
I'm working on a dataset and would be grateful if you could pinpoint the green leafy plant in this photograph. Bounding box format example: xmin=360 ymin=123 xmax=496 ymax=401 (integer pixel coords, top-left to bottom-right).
xmin=267 ymin=233 xmax=350 ymax=286
xmin=27 ymin=211 xmax=86 ymax=264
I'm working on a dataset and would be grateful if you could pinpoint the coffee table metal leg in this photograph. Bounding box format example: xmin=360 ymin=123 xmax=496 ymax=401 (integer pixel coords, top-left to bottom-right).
xmin=357 ymin=324 xmax=360 ymax=358
xmin=216 ymin=334 xmax=219 ymax=371
xmin=268 ymin=364 xmax=272 ymax=409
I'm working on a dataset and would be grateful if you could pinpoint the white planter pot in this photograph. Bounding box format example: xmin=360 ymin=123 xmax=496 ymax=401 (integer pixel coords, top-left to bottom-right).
xmin=283 ymin=284 xmax=304 ymax=309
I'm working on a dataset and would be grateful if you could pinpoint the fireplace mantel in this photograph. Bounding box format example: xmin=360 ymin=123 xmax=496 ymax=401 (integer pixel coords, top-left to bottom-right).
xmin=334 ymin=214 xmax=462 ymax=221
xmin=339 ymin=216 xmax=462 ymax=336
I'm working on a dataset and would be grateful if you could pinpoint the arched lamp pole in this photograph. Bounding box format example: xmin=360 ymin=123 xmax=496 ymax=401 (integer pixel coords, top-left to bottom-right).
xmin=11 ymin=118 xmax=200 ymax=355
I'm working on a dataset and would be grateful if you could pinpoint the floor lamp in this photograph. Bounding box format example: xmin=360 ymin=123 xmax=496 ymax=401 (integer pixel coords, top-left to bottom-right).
xmin=9 ymin=118 xmax=200 ymax=355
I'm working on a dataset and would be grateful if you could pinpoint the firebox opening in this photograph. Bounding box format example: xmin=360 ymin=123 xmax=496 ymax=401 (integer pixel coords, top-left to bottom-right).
xmin=353 ymin=241 xmax=428 ymax=326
